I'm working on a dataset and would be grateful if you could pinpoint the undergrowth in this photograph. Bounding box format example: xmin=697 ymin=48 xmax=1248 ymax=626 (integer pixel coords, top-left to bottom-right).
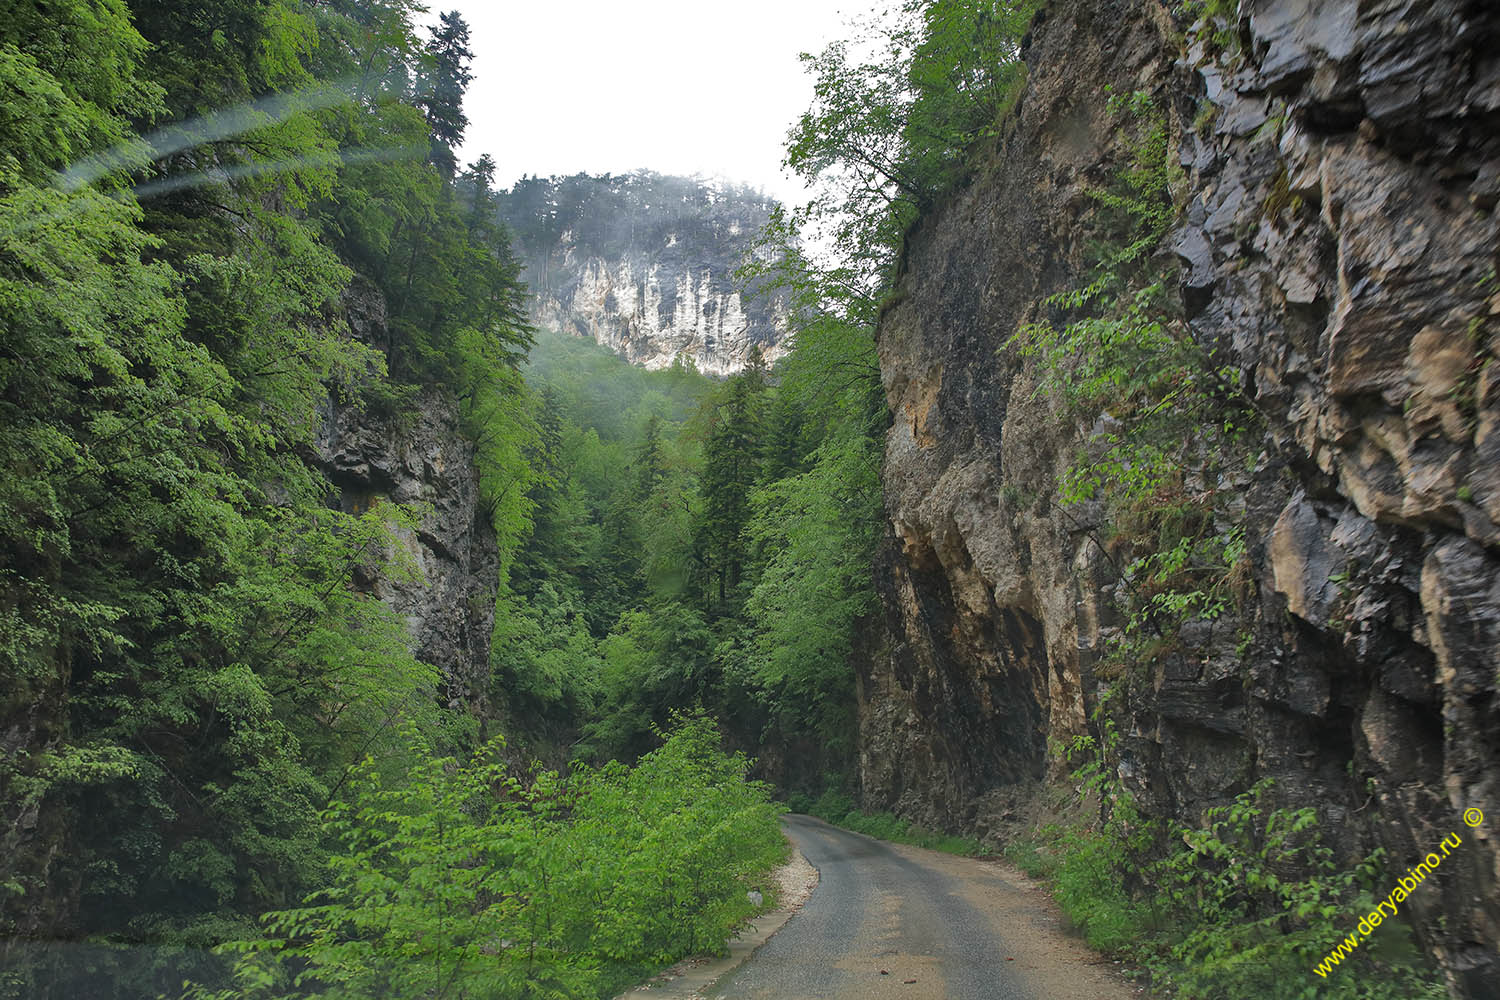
xmin=1007 ymin=709 xmax=1447 ymax=999
xmin=185 ymin=715 xmax=787 ymax=1000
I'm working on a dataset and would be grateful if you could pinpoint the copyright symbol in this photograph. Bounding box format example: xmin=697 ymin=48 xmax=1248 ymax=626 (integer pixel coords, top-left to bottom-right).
xmin=1464 ymin=807 xmax=1484 ymax=828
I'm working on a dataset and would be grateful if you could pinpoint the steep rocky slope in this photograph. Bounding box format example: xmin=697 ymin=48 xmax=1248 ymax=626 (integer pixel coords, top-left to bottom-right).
xmin=498 ymin=172 xmax=790 ymax=376
xmin=311 ymin=279 xmax=499 ymax=710
xmin=863 ymin=1 xmax=1498 ymax=994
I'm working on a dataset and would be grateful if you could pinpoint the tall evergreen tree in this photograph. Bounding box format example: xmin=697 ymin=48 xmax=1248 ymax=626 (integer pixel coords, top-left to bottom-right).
xmin=635 ymin=414 xmax=667 ymax=498
xmin=696 ymin=374 xmax=764 ymax=612
xmin=419 ymin=10 xmax=473 ymax=178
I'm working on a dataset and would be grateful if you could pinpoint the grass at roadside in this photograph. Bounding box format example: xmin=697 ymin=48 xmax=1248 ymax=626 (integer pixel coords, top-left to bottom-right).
xmin=786 ymin=789 xmax=988 ymax=856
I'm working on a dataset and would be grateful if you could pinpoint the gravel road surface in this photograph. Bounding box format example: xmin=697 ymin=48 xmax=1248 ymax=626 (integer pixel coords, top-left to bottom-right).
xmin=710 ymin=815 xmax=1142 ymax=1000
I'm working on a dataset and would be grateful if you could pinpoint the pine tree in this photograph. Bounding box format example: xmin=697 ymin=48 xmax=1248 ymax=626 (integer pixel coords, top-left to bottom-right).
xmin=419 ymin=10 xmax=473 ymax=178
xmin=460 ymin=153 xmax=498 ymax=230
xmin=635 ymin=414 xmax=667 ymax=498
xmin=696 ymin=375 xmax=764 ymax=612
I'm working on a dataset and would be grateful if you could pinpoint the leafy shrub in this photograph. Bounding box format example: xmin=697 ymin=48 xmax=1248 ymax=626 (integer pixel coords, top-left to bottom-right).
xmin=191 ymin=715 xmax=785 ymax=1000
xmin=798 ymin=788 xmax=985 ymax=856
xmin=1010 ymin=718 xmax=1447 ymax=999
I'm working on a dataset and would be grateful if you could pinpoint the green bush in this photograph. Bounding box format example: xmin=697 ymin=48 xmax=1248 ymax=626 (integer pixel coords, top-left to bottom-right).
xmin=1009 ymin=725 xmax=1448 ymax=1000
xmin=1049 ymin=822 xmax=1147 ymax=953
xmin=191 ymin=714 xmax=786 ymax=1000
xmin=798 ymin=788 xmax=984 ymax=856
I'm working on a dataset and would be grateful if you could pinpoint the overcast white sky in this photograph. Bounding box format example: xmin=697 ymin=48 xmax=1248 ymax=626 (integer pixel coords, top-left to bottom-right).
xmin=429 ymin=1 xmax=856 ymax=206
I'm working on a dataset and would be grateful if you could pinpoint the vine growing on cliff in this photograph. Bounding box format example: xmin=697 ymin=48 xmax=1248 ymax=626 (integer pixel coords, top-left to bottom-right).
xmin=1007 ymin=88 xmax=1255 ymax=664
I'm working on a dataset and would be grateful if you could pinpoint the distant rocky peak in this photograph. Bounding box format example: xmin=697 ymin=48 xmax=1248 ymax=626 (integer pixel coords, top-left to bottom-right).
xmin=497 ymin=171 xmax=790 ymax=377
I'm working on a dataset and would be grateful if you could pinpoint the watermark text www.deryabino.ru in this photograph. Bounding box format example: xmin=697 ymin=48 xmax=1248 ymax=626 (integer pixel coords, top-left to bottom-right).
xmin=1312 ymin=807 xmax=1483 ymax=979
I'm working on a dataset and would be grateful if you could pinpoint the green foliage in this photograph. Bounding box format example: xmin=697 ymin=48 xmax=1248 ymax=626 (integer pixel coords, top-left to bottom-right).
xmin=708 ymin=0 xmax=1033 ymax=779
xmin=1007 ymin=91 xmax=1254 ymax=673
xmin=492 ymin=312 xmax=885 ymax=779
xmin=591 ymin=603 xmax=713 ymax=752
xmin=1009 ymin=711 xmax=1447 ymax=999
xmin=490 ymin=333 xmax=717 ymax=740
xmin=696 ymin=369 xmax=767 ymax=613
xmin=416 ymin=11 xmax=473 ymax=177
xmin=781 ymin=1 xmax=1037 ymax=303
xmin=0 ymin=0 xmax=163 ymax=183
xmin=2 ymin=2 xmax=536 ymax=995
xmin=746 ymin=431 xmax=880 ymax=750
xmin=194 ymin=715 xmax=786 ymax=1000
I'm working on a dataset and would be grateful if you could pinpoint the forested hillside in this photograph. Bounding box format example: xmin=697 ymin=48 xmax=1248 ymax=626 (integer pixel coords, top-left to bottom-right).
xmin=497 ymin=325 xmax=882 ymax=779
xmin=0 ymin=2 xmax=801 ymax=997
xmin=0 ymin=0 xmax=533 ymax=991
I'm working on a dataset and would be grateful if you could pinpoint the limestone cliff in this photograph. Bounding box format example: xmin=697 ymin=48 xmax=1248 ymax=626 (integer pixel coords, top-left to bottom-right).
xmin=311 ymin=279 xmax=499 ymax=710
xmin=497 ymin=172 xmax=790 ymax=376
xmin=864 ymin=1 xmax=1498 ymax=994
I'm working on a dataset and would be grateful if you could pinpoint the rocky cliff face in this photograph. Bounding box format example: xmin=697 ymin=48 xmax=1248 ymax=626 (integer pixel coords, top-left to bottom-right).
xmin=498 ymin=172 xmax=790 ymax=376
xmin=531 ymin=251 xmax=787 ymax=377
xmin=311 ymin=280 xmax=499 ymax=710
xmin=864 ymin=1 xmax=1499 ymax=994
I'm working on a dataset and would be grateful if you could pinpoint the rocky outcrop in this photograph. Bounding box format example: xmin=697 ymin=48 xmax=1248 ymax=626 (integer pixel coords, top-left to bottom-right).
xmin=532 ymin=252 xmax=788 ymax=377
xmin=498 ymin=172 xmax=790 ymax=376
xmin=864 ymin=1 xmax=1499 ymax=995
xmin=311 ymin=280 xmax=499 ymax=710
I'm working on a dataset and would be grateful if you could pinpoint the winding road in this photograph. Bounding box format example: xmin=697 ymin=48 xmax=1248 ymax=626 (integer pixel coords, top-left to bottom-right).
xmin=710 ymin=815 xmax=1141 ymax=1000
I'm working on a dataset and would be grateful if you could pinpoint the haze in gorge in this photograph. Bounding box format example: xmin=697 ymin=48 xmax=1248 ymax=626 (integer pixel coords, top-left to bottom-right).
xmin=2 ymin=3 xmax=1496 ymax=1000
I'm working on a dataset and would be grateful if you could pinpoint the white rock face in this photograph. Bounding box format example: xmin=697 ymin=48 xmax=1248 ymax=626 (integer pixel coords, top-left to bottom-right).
xmin=500 ymin=173 xmax=791 ymax=376
xmin=531 ymin=248 xmax=789 ymax=377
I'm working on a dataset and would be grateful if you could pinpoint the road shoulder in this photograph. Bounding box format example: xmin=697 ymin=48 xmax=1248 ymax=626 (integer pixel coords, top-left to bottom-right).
xmin=888 ymin=840 xmax=1152 ymax=1000
xmin=613 ymin=840 xmax=819 ymax=999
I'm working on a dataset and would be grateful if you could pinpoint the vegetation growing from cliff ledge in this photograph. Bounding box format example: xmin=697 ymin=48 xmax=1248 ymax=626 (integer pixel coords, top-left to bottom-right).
xmin=997 ymin=84 xmax=1450 ymax=1000
xmin=1008 ymin=88 xmax=1254 ymax=672
xmin=776 ymin=0 xmax=1039 ymax=307
xmin=1006 ymin=713 xmax=1446 ymax=999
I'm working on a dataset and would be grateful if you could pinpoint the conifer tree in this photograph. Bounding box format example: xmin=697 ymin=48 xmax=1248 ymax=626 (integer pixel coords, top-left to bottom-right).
xmin=696 ymin=374 xmax=764 ymax=612
xmin=635 ymin=414 xmax=667 ymax=497
xmin=419 ymin=10 xmax=473 ymax=178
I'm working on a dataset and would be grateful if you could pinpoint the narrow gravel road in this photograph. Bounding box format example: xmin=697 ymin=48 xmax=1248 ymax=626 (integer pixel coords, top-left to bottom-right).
xmin=711 ymin=815 xmax=1142 ymax=1000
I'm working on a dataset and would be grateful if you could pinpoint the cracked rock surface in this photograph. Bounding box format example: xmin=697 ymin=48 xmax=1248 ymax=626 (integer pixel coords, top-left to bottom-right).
xmin=863 ymin=1 xmax=1499 ymax=994
xmin=310 ymin=279 xmax=499 ymax=713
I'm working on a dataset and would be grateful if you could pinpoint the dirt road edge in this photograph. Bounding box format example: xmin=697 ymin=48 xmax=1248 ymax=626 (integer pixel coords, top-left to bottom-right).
xmin=613 ymin=838 xmax=820 ymax=999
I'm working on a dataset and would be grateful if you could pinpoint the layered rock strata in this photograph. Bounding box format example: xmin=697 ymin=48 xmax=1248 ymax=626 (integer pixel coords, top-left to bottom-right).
xmin=864 ymin=1 xmax=1499 ymax=994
